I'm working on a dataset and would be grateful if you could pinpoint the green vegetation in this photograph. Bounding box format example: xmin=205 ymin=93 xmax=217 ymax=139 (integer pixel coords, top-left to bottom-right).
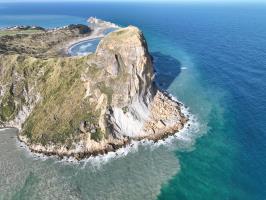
xmin=0 ymin=53 xmax=103 ymax=145
xmin=91 ymin=129 xmax=104 ymax=142
xmin=0 ymin=52 xmax=108 ymax=145
xmin=114 ymin=29 xmax=126 ymax=35
xmin=0 ymin=29 xmax=44 ymax=37
xmin=0 ymin=91 xmax=16 ymax=121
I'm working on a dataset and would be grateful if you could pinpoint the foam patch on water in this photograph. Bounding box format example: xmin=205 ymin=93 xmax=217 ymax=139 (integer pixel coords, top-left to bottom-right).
xmin=16 ymin=138 xmax=51 ymax=161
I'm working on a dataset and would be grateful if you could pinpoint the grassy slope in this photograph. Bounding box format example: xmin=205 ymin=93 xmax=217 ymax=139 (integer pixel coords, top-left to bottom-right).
xmin=0 ymin=29 xmax=44 ymax=37
xmin=0 ymin=54 xmax=102 ymax=145
xmin=0 ymin=27 xmax=139 ymax=146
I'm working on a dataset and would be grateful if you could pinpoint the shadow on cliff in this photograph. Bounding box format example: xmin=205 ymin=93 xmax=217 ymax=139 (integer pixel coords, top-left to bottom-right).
xmin=151 ymin=52 xmax=181 ymax=90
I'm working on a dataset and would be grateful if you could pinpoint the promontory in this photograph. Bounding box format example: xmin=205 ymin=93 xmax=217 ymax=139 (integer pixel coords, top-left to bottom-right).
xmin=0 ymin=18 xmax=188 ymax=160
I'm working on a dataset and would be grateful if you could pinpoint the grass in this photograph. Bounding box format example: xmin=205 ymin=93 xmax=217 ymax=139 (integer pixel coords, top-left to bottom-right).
xmin=0 ymin=26 xmax=142 ymax=146
xmin=0 ymin=91 xmax=16 ymax=121
xmin=19 ymin=56 xmax=103 ymax=145
xmin=91 ymin=129 xmax=104 ymax=142
xmin=97 ymin=82 xmax=113 ymax=104
xmin=0 ymin=54 xmax=103 ymax=145
xmin=0 ymin=53 xmax=109 ymax=145
xmin=122 ymin=106 xmax=129 ymax=114
xmin=0 ymin=29 xmax=43 ymax=37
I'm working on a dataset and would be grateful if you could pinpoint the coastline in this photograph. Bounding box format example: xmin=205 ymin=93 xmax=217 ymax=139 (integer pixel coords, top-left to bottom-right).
xmin=17 ymin=92 xmax=191 ymax=161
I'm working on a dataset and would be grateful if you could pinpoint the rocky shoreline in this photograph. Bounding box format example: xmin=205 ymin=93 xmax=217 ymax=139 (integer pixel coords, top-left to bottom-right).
xmin=17 ymin=90 xmax=189 ymax=161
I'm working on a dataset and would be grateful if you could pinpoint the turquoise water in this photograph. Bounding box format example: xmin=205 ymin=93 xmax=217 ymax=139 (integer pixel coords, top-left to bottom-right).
xmin=68 ymin=38 xmax=101 ymax=56
xmin=68 ymin=28 xmax=116 ymax=56
xmin=68 ymin=28 xmax=117 ymax=56
xmin=0 ymin=2 xmax=266 ymax=200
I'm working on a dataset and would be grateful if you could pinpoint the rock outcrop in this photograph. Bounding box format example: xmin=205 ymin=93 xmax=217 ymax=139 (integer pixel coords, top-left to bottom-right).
xmin=88 ymin=17 xmax=119 ymax=29
xmin=0 ymin=20 xmax=188 ymax=159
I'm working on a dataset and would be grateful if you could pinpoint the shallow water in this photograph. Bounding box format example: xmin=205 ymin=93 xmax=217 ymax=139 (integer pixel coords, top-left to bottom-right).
xmin=68 ymin=38 xmax=101 ymax=56
xmin=68 ymin=28 xmax=118 ymax=56
xmin=0 ymin=2 xmax=266 ymax=200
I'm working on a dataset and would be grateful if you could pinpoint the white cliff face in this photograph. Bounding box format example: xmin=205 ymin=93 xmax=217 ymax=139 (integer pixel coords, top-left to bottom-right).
xmin=110 ymin=101 xmax=150 ymax=138
xmin=0 ymin=55 xmax=41 ymax=130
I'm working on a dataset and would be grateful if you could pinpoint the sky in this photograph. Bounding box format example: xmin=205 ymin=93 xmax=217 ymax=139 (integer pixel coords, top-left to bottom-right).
xmin=0 ymin=0 xmax=265 ymax=3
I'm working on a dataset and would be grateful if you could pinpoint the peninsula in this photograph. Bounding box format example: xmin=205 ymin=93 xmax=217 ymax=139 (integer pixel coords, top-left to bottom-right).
xmin=0 ymin=18 xmax=188 ymax=160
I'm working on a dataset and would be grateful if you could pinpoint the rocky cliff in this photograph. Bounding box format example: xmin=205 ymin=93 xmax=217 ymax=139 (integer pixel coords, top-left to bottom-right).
xmin=0 ymin=22 xmax=188 ymax=159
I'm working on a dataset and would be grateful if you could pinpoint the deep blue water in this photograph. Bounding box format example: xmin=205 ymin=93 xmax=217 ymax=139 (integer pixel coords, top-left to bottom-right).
xmin=0 ymin=2 xmax=266 ymax=200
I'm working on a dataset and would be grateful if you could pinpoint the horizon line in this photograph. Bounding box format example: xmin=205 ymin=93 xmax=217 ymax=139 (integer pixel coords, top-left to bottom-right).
xmin=1 ymin=0 xmax=266 ymax=4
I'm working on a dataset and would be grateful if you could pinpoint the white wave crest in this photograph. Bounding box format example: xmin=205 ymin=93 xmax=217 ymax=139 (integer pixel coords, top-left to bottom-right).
xmin=79 ymin=104 xmax=201 ymax=169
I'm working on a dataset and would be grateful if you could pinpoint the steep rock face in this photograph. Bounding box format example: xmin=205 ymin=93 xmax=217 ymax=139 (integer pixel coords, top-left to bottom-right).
xmin=0 ymin=24 xmax=187 ymax=159
xmin=0 ymin=55 xmax=41 ymax=129
xmin=92 ymin=27 xmax=156 ymax=137
xmin=95 ymin=26 xmax=155 ymax=105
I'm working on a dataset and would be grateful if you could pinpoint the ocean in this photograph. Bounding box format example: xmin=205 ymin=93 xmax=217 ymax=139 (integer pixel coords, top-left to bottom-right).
xmin=0 ymin=2 xmax=265 ymax=200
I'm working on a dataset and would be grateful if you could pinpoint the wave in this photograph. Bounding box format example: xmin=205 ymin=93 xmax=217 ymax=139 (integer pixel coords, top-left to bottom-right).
xmin=16 ymin=138 xmax=51 ymax=161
